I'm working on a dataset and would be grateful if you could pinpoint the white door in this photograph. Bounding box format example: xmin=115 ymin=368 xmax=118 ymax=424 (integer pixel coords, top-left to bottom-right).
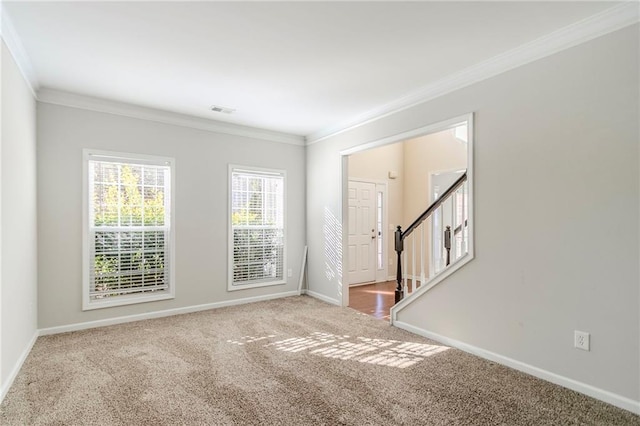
xmin=348 ymin=180 xmax=376 ymax=284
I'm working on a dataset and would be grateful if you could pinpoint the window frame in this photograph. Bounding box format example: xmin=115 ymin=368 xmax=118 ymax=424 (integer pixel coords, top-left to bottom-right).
xmin=82 ymin=149 xmax=176 ymax=310
xmin=228 ymin=164 xmax=287 ymax=291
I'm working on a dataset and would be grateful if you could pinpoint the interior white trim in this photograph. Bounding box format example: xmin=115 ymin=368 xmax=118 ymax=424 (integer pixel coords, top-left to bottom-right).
xmin=339 ymin=115 xmax=470 ymax=157
xmin=306 ymin=2 xmax=640 ymax=144
xmin=39 ymin=291 xmax=300 ymax=336
xmin=6 ymin=2 xmax=636 ymax=146
xmin=0 ymin=3 xmax=38 ymax=97
xmin=82 ymin=149 xmax=176 ymax=310
xmin=375 ymin=180 xmax=389 ymax=282
xmin=37 ymin=89 xmax=305 ymax=146
xmin=302 ymin=289 xmax=341 ymax=306
xmin=0 ymin=331 xmax=38 ymax=404
xmin=393 ymin=320 xmax=640 ymax=415
xmin=343 ymin=113 xmax=474 ymax=312
xmin=227 ymin=164 xmax=288 ymax=291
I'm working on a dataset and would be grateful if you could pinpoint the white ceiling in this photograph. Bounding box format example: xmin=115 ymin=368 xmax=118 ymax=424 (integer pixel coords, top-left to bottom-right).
xmin=2 ymin=1 xmax=622 ymax=138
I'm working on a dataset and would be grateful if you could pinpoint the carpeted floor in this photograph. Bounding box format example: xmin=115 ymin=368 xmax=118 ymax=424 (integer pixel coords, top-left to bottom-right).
xmin=1 ymin=296 xmax=638 ymax=425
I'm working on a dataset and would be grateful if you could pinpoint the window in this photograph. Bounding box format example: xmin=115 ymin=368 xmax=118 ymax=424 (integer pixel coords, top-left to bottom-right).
xmin=83 ymin=150 xmax=174 ymax=310
xmin=453 ymin=123 xmax=468 ymax=143
xmin=229 ymin=165 xmax=285 ymax=290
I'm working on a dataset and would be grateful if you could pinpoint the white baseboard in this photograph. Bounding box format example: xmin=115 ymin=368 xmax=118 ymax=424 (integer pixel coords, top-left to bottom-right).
xmin=0 ymin=330 xmax=38 ymax=404
xmin=393 ymin=321 xmax=640 ymax=415
xmin=302 ymin=289 xmax=340 ymax=306
xmin=39 ymin=291 xmax=300 ymax=336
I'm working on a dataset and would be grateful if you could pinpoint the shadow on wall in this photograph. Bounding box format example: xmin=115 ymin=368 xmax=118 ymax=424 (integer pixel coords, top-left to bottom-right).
xmin=323 ymin=207 xmax=343 ymax=296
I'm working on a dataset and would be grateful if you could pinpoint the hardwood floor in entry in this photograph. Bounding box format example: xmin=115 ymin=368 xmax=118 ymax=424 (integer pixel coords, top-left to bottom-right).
xmin=349 ymin=280 xmax=396 ymax=320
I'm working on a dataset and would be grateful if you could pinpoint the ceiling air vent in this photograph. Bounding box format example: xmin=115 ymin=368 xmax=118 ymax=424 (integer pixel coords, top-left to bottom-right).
xmin=210 ymin=105 xmax=236 ymax=114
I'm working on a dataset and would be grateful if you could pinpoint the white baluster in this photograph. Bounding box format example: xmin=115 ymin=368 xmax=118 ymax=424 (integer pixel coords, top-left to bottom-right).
xmin=403 ymin=249 xmax=407 ymax=296
xmin=461 ymin=182 xmax=466 ymax=255
xmin=430 ymin=206 xmax=438 ymax=276
xmin=420 ymin=222 xmax=425 ymax=289
xmin=411 ymin=233 xmax=416 ymax=295
xmin=451 ymin=191 xmax=457 ymax=262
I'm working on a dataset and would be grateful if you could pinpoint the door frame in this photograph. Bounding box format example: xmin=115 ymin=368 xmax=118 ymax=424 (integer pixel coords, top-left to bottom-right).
xmin=347 ymin=178 xmax=388 ymax=286
xmin=340 ymin=113 xmax=475 ymax=308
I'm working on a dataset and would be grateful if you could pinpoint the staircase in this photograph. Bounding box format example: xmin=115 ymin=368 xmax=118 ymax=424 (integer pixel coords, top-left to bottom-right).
xmin=393 ymin=172 xmax=469 ymax=304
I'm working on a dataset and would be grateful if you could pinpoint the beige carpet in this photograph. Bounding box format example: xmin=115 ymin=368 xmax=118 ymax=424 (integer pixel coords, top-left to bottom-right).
xmin=1 ymin=296 xmax=637 ymax=425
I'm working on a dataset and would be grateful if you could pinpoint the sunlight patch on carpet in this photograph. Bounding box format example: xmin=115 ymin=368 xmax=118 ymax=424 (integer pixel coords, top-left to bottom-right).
xmin=227 ymin=334 xmax=277 ymax=346
xmin=229 ymin=331 xmax=449 ymax=368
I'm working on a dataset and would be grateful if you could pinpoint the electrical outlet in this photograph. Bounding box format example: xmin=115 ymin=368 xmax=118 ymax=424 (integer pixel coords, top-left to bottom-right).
xmin=574 ymin=330 xmax=590 ymax=351
xmin=287 ymin=269 xmax=292 ymax=278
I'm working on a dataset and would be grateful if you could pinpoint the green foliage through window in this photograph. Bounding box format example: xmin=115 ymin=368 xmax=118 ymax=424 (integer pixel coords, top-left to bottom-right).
xmin=231 ymin=169 xmax=284 ymax=286
xmin=89 ymin=160 xmax=170 ymax=301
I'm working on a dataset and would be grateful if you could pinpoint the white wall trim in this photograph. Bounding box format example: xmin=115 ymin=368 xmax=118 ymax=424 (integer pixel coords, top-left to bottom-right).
xmin=227 ymin=164 xmax=288 ymax=291
xmin=339 ymin=115 xmax=469 ymax=157
xmin=0 ymin=3 xmax=38 ymax=97
xmin=37 ymin=89 xmax=305 ymax=146
xmin=0 ymin=331 xmax=38 ymax=404
xmin=39 ymin=291 xmax=300 ymax=336
xmin=306 ymin=2 xmax=640 ymax=144
xmin=393 ymin=320 xmax=640 ymax=415
xmin=343 ymin=113 xmax=474 ymax=319
xmin=2 ymin=2 xmax=637 ymax=145
xmin=302 ymin=289 xmax=341 ymax=306
xmin=82 ymin=149 xmax=177 ymax=311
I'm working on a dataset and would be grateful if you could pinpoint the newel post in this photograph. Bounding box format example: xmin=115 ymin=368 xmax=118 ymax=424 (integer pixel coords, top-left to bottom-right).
xmin=395 ymin=225 xmax=404 ymax=303
xmin=444 ymin=225 xmax=451 ymax=266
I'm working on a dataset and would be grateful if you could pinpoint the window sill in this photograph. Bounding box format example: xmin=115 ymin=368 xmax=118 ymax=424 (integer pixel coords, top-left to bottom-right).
xmin=82 ymin=290 xmax=174 ymax=311
xmin=228 ymin=279 xmax=286 ymax=292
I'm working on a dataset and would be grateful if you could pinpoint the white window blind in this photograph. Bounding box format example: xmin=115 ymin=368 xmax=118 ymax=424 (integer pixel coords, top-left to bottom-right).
xmin=229 ymin=166 xmax=285 ymax=290
xmin=84 ymin=151 xmax=174 ymax=309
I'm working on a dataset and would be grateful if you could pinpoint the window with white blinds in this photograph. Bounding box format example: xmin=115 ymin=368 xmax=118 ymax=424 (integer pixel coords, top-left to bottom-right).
xmin=229 ymin=166 xmax=286 ymax=290
xmin=83 ymin=150 xmax=174 ymax=310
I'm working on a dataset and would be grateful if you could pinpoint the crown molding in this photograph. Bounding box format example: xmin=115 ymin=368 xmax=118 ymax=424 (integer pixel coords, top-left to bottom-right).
xmin=0 ymin=2 xmax=38 ymax=97
xmin=37 ymin=89 xmax=305 ymax=146
xmin=3 ymin=1 xmax=637 ymax=146
xmin=306 ymin=1 xmax=640 ymax=145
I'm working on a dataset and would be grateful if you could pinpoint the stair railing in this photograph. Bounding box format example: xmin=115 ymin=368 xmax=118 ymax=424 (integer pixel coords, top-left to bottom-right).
xmin=394 ymin=172 xmax=468 ymax=303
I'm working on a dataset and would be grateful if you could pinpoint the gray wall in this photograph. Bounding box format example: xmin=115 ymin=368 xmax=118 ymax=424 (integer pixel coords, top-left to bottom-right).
xmin=37 ymin=103 xmax=305 ymax=328
xmin=1 ymin=41 xmax=38 ymax=391
xmin=306 ymin=25 xmax=639 ymax=402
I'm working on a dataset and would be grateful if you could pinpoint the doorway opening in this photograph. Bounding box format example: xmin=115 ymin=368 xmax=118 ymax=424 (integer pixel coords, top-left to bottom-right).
xmin=342 ymin=114 xmax=474 ymax=318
